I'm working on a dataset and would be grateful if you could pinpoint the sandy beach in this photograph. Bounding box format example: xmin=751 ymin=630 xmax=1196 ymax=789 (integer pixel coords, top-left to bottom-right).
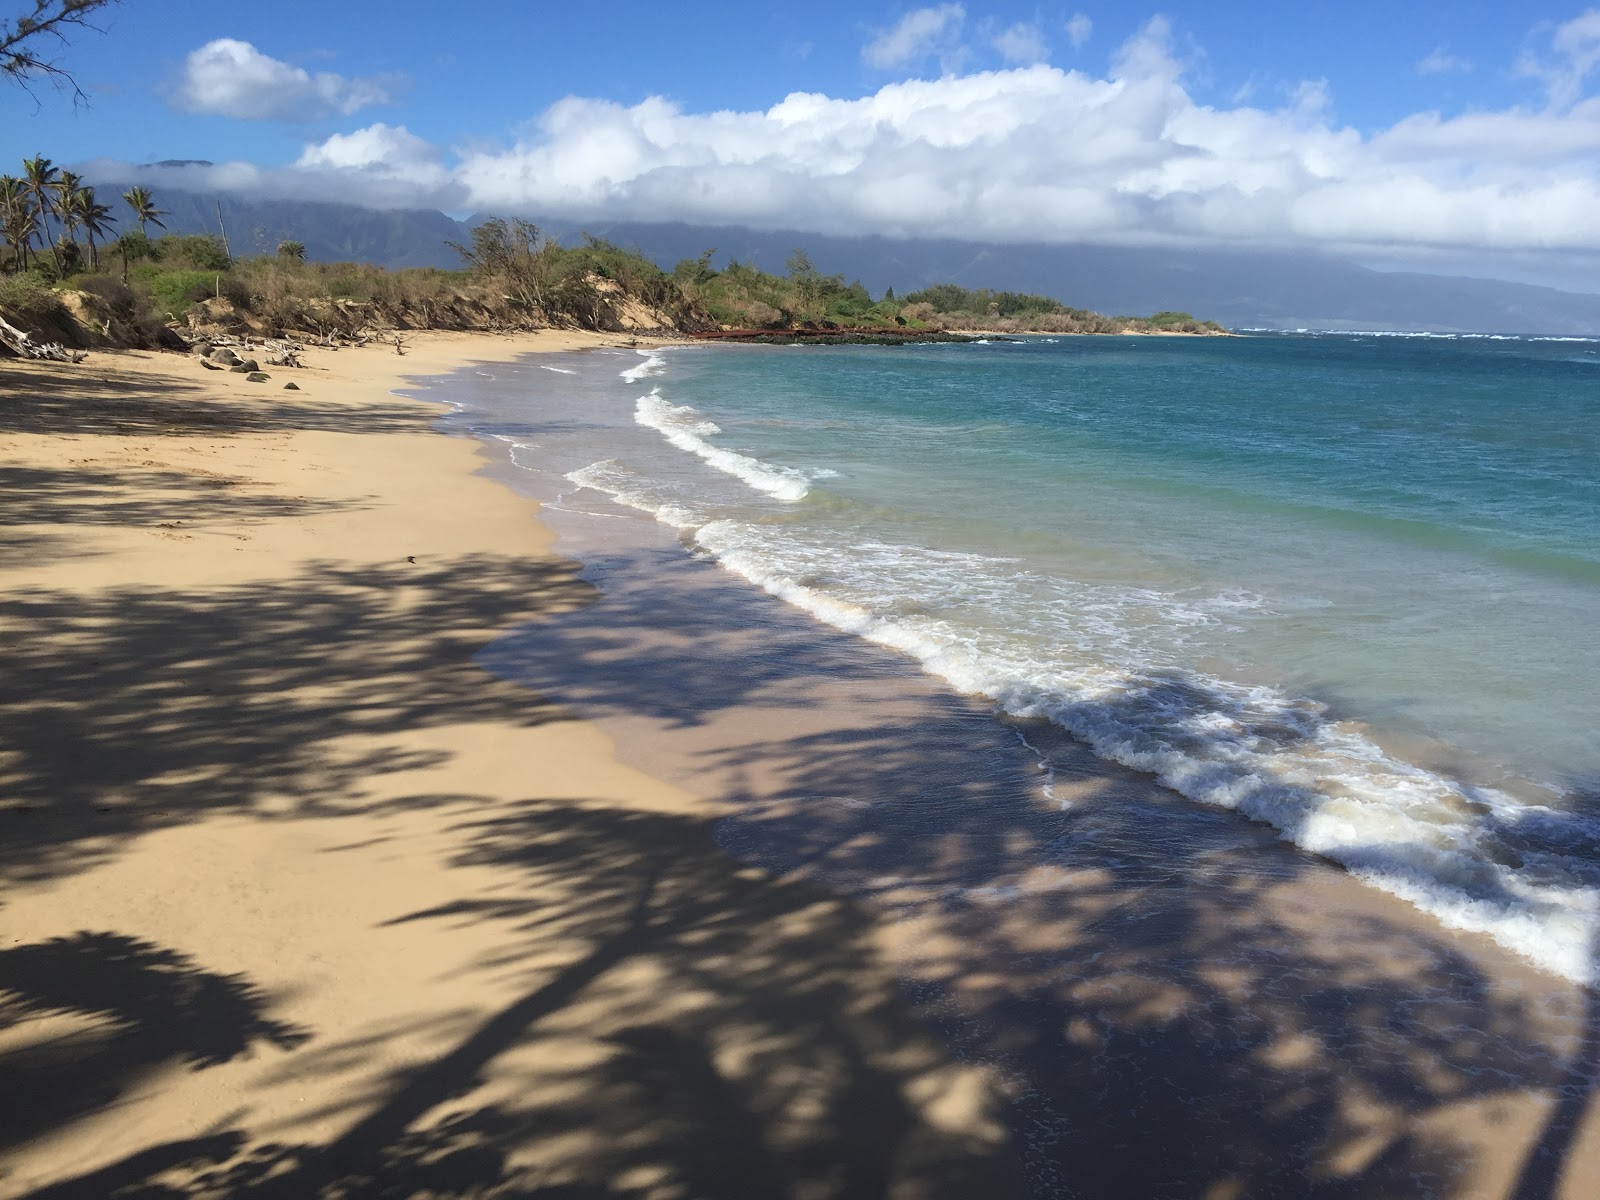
xmin=3 ymin=334 xmax=1597 ymax=1199
xmin=0 ymin=334 xmax=1016 ymax=1198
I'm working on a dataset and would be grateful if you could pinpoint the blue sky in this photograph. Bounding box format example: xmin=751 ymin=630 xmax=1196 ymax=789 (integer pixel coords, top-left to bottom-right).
xmin=9 ymin=2 xmax=1600 ymax=285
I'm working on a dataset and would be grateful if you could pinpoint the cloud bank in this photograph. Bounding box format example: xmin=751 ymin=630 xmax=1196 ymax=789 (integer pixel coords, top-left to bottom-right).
xmin=175 ymin=39 xmax=400 ymax=121
xmin=132 ymin=13 xmax=1600 ymax=270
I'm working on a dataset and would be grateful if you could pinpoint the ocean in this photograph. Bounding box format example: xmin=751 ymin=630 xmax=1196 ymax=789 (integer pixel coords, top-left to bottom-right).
xmin=435 ymin=332 xmax=1600 ymax=986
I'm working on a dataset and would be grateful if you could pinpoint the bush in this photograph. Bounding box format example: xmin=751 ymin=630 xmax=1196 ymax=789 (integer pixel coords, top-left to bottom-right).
xmin=0 ymin=270 xmax=61 ymax=317
xmin=152 ymin=234 xmax=231 ymax=271
xmin=144 ymin=270 xmax=224 ymax=318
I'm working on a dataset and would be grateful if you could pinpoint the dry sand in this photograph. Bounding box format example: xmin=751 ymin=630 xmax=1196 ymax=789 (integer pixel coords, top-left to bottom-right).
xmin=0 ymin=333 xmax=1014 ymax=1199
xmin=2 ymin=331 xmax=1596 ymax=1200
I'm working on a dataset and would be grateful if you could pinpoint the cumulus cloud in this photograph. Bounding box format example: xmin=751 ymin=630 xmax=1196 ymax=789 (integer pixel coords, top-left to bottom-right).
xmin=863 ymin=5 xmax=965 ymax=70
xmin=1518 ymin=9 xmax=1600 ymax=109
xmin=992 ymin=22 xmax=1048 ymax=65
xmin=1065 ymin=13 xmax=1093 ymax=49
xmin=1416 ymin=46 xmax=1472 ymax=76
xmin=175 ymin=38 xmax=400 ymax=121
xmin=131 ymin=15 xmax=1600 ymax=270
xmin=293 ymin=123 xmax=452 ymax=197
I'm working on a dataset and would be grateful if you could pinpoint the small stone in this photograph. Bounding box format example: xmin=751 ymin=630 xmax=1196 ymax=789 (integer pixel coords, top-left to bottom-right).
xmin=246 ymin=371 xmax=270 ymax=382
xmin=283 ymin=381 xmax=301 ymax=390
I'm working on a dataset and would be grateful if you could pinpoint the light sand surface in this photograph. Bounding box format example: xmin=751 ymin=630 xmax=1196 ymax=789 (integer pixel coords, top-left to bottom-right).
xmin=0 ymin=333 xmax=1015 ymax=1198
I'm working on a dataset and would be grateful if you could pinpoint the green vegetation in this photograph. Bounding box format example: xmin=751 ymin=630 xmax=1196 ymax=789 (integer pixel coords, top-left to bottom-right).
xmin=3 ymin=156 xmax=1225 ymax=353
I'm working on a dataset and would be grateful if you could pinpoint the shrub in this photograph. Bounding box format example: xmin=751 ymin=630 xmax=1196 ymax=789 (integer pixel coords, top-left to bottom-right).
xmin=144 ymin=269 xmax=224 ymax=318
xmin=0 ymin=270 xmax=60 ymax=317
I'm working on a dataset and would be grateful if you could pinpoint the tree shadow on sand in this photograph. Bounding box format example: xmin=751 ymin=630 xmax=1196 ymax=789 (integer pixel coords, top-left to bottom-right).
xmin=0 ymin=463 xmax=360 ymax=531
xmin=0 ymin=359 xmax=429 ymax=438
xmin=474 ymin=543 xmax=1600 ymax=1199
xmin=17 ymin=801 xmax=1026 ymax=1200
xmin=703 ymin=713 xmax=1600 ymax=1199
xmin=0 ymin=553 xmax=593 ymax=891
xmin=0 ymin=931 xmax=309 ymax=1158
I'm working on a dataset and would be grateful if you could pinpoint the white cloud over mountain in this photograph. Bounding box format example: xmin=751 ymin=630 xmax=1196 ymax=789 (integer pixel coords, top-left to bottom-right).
xmin=139 ymin=14 xmax=1600 ymax=271
xmin=174 ymin=39 xmax=400 ymax=121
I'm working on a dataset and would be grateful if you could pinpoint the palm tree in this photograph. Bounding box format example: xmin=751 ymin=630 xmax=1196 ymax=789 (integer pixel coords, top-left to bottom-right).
xmin=54 ymin=168 xmax=83 ymax=257
xmin=0 ymin=174 xmax=35 ymax=270
xmin=21 ymin=154 xmax=60 ymax=271
xmin=121 ymin=185 xmax=167 ymax=236
xmin=69 ymin=185 xmax=116 ymax=270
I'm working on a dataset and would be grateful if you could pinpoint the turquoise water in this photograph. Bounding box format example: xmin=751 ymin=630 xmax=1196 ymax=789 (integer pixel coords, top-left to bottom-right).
xmin=461 ymin=334 xmax=1600 ymax=981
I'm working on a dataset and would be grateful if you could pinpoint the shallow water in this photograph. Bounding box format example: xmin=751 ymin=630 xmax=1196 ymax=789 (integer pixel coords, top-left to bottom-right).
xmin=423 ymin=334 xmax=1600 ymax=985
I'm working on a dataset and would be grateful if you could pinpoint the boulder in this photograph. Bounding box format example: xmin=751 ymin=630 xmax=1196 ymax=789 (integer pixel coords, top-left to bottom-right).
xmin=245 ymin=372 xmax=270 ymax=382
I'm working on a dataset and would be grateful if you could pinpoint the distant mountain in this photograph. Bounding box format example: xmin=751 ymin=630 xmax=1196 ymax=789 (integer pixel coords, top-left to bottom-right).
xmin=81 ymin=184 xmax=1600 ymax=334
xmin=89 ymin=180 xmax=468 ymax=269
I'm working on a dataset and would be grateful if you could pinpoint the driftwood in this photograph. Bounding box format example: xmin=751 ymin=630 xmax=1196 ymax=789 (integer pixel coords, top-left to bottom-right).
xmin=0 ymin=315 xmax=87 ymax=362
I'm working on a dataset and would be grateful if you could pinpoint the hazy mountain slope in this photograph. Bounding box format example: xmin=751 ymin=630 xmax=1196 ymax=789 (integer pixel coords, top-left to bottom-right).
xmin=551 ymin=220 xmax=1600 ymax=336
xmin=91 ymin=180 xmax=467 ymax=269
xmin=81 ymin=184 xmax=1600 ymax=333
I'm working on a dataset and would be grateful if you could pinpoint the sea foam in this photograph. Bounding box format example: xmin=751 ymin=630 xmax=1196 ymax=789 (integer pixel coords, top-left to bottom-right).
xmin=634 ymin=391 xmax=815 ymax=502
xmin=560 ymin=453 xmax=1600 ymax=985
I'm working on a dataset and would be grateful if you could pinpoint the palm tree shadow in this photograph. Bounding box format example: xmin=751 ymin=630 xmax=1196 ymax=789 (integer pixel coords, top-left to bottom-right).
xmin=0 ymin=931 xmax=309 ymax=1156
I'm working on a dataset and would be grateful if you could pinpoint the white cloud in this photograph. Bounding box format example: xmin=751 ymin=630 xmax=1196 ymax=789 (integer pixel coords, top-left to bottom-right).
xmin=863 ymin=5 xmax=965 ymax=70
xmin=992 ymin=22 xmax=1048 ymax=65
xmin=1517 ymin=9 xmax=1600 ymax=109
xmin=1417 ymin=46 xmax=1472 ymax=76
xmin=175 ymin=38 xmax=399 ymax=121
xmin=295 ymin=123 xmax=449 ymax=188
xmin=125 ymin=16 xmax=1600 ymax=272
xmin=1065 ymin=13 xmax=1092 ymax=50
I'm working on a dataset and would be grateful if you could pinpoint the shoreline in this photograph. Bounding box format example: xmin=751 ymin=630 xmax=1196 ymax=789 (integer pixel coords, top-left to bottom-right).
xmin=0 ymin=332 xmax=1018 ymax=1197
xmin=438 ymin=342 xmax=1600 ymax=1198
xmin=2 ymin=334 xmax=1596 ymax=1197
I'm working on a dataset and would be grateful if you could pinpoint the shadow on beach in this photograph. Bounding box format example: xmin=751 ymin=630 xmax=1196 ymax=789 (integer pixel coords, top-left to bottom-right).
xmin=2 ymin=507 xmax=1597 ymax=1194
xmin=0 ymin=358 xmax=427 ymax=439
xmin=0 ymin=549 xmax=1017 ymax=1199
xmin=472 ymin=539 xmax=1600 ymax=1199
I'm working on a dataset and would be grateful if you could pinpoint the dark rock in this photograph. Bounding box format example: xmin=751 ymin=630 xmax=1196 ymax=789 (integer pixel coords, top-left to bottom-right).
xmin=245 ymin=371 xmax=270 ymax=382
xmin=283 ymin=381 xmax=301 ymax=390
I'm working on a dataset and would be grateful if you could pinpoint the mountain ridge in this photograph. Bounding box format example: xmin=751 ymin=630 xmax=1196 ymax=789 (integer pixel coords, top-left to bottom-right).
xmin=84 ymin=180 xmax=1600 ymax=335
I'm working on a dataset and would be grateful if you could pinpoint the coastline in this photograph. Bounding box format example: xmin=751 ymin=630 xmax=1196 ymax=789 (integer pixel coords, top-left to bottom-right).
xmin=2 ymin=334 xmax=1596 ymax=1198
xmin=443 ymin=343 xmax=1600 ymax=1198
xmin=0 ymin=334 xmax=1017 ymax=1197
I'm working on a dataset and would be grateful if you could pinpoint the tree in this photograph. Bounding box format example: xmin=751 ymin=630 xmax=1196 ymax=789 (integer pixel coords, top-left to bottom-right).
xmin=448 ymin=217 xmax=552 ymax=312
xmin=53 ymin=165 xmax=81 ymax=251
xmin=276 ymin=239 xmax=306 ymax=261
xmin=70 ymin=183 xmax=113 ymax=269
xmin=121 ymin=184 xmax=166 ymax=235
xmin=21 ymin=153 xmax=59 ymax=271
xmin=3 ymin=0 xmax=119 ymax=101
xmin=0 ymin=172 xmax=36 ymax=269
